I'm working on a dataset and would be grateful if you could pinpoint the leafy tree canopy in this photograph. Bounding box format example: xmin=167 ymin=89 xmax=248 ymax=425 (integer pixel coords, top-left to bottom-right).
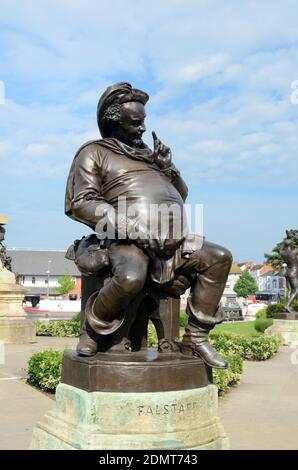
xmin=264 ymin=229 xmax=298 ymax=271
xmin=57 ymin=274 xmax=75 ymax=296
xmin=234 ymin=269 xmax=258 ymax=298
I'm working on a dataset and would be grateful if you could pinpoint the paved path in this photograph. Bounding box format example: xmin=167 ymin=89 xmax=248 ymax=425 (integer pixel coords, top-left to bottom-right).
xmin=219 ymin=346 xmax=298 ymax=449
xmin=0 ymin=337 xmax=76 ymax=450
xmin=0 ymin=339 xmax=297 ymax=449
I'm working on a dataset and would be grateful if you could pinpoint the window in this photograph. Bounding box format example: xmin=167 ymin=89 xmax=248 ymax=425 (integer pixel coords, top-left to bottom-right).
xmin=32 ymin=277 xmax=36 ymax=285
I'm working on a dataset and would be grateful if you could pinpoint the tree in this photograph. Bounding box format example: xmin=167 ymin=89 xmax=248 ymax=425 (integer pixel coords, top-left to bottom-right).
xmin=234 ymin=269 xmax=258 ymax=298
xmin=264 ymin=242 xmax=283 ymax=271
xmin=57 ymin=274 xmax=75 ymax=296
xmin=264 ymin=229 xmax=298 ymax=272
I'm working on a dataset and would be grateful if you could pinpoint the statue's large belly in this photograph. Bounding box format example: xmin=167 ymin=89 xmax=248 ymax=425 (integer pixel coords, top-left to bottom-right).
xmin=103 ymin=169 xmax=187 ymax=248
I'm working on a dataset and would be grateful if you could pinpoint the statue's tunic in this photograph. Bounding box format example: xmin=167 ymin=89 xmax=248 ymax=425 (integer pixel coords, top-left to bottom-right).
xmin=65 ymin=138 xmax=201 ymax=283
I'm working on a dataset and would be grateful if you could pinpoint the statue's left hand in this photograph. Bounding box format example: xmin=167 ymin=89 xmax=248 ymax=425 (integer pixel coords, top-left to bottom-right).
xmin=152 ymin=131 xmax=172 ymax=169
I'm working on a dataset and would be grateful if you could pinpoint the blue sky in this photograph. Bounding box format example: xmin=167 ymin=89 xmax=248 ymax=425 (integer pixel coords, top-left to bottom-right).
xmin=1 ymin=0 xmax=298 ymax=262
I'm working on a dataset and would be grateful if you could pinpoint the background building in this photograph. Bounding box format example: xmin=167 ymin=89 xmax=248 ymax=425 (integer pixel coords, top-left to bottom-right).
xmin=249 ymin=263 xmax=285 ymax=296
xmin=7 ymin=250 xmax=81 ymax=299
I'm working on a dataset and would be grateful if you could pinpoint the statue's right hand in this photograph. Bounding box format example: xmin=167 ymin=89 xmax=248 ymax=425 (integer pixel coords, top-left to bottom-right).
xmin=152 ymin=131 xmax=172 ymax=169
xmin=126 ymin=220 xmax=164 ymax=253
xmin=136 ymin=238 xmax=161 ymax=253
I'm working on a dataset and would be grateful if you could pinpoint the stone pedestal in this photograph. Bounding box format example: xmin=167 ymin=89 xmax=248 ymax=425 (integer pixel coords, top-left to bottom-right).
xmin=266 ymin=317 xmax=298 ymax=346
xmin=0 ymin=264 xmax=36 ymax=343
xmin=31 ymin=350 xmax=228 ymax=450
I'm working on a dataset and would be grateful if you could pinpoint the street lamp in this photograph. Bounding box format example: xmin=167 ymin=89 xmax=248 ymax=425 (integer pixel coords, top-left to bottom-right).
xmin=46 ymin=260 xmax=52 ymax=299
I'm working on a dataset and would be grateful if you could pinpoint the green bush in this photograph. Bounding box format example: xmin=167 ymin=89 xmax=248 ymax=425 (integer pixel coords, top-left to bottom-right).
xmin=213 ymin=352 xmax=243 ymax=396
xmin=256 ymin=307 xmax=267 ymax=319
xmin=149 ymin=327 xmax=281 ymax=362
xmin=210 ymin=332 xmax=281 ymax=361
xmin=265 ymin=301 xmax=298 ymax=317
xmin=266 ymin=303 xmax=285 ymax=318
xmin=71 ymin=313 xmax=81 ymax=323
xmin=210 ymin=332 xmax=246 ymax=356
xmin=255 ymin=302 xmax=298 ymax=319
xmin=241 ymin=335 xmax=281 ymax=360
xmin=35 ymin=319 xmax=80 ymax=337
xmin=179 ymin=311 xmax=188 ymax=328
xmin=27 ymin=350 xmax=63 ymax=392
xmin=254 ymin=318 xmax=273 ymax=333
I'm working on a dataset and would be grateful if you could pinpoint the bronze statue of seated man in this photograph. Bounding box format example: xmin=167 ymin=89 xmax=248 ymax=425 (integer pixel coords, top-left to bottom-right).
xmin=65 ymin=82 xmax=232 ymax=369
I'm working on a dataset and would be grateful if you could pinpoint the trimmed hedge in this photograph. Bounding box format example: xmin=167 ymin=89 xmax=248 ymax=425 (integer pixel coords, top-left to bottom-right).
xmin=213 ymin=353 xmax=243 ymax=396
xmin=36 ymin=318 xmax=80 ymax=337
xmin=27 ymin=350 xmax=63 ymax=392
xmin=266 ymin=303 xmax=285 ymax=318
xmin=210 ymin=332 xmax=281 ymax=360
xmin=265 ymin=301 xmax=298 ymax=318
xmin=254 ymin=318 xmax=273 ymax=333
xmin=256 ymin=308 xmax=267 ymax=319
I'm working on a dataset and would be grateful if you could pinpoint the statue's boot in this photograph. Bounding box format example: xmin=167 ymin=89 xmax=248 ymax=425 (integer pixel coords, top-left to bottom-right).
xmin=85 ymin=290 xmax=125 ymax=336
xmin=181 ymin=300 xmax=228 ymax=369
xmin=77 ymin=318 xmax=99 ymax=356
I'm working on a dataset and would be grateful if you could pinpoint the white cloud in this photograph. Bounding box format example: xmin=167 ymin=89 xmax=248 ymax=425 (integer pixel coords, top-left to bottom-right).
xmin=1 ymin=0 xmax=298 ymax=259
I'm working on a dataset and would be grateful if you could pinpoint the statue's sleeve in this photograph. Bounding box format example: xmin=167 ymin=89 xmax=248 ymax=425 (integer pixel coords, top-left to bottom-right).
xmin=70 ymin=145 xmax=113 ymax=229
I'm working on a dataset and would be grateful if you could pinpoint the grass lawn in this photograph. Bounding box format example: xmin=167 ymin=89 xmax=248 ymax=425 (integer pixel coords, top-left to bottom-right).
xmin=212 ymin=320 xmax=260 ymax=337
xmin=179 ymin=313 xmax=259 ymax=337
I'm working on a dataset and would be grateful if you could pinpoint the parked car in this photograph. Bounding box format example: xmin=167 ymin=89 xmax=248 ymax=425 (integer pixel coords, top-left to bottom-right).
xmin=23 ymin=294 xmax=40 ymax=308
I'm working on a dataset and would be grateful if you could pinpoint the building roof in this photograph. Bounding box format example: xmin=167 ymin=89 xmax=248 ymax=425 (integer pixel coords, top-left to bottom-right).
xmin=7 ymin=250 xmax=80 ymax=276
xmin=259 ymin=264 xmax=273 ymax=275
xmin=260 ymin=270 xmax=284 ymax=277
xmin=238 ymin=261 xmax=254 ymax=269
xmin=230 ymin=262 xmax=242 ymax=274
xmin=250 ymin=264 xmax=263 ymax=271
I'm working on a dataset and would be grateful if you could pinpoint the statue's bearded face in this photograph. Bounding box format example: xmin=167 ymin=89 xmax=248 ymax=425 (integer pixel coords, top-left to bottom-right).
xmin=116 ymin=101 xmax=146 ymax=147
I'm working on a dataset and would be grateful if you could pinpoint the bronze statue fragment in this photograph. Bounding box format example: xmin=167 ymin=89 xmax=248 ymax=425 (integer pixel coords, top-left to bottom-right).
xmin=0 ymin=222 xmax=12 ymax=272
xmin=280 ymin=229 xmax=298 ymax=313
xmin=65 ymin=82 xmax=233 ymax=369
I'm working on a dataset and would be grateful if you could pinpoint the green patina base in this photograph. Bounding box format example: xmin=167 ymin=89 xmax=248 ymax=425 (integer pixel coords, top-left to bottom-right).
xmin=31 ymin=383 xmax=228 ymax=450
xmin=266 ymin=319 xmax=298 ymax=346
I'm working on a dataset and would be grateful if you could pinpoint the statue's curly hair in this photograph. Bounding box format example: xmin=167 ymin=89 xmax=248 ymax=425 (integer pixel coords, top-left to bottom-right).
xmin=99 ymin=103 xmax=122 ymax=137
xmin=103 ymin=104 xmax=122 ymax=122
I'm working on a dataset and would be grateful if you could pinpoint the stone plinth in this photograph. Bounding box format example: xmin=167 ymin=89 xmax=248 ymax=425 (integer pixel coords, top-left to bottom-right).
xmin=31 ymin=349 xmax=228 ymax=450
xmin=266 ymin=318 xmax=298 ymax=346
xmin=31 ymin=383 xmax=228 ymax=450
xmin=0 ymin=264 xmax=36 ymax=343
